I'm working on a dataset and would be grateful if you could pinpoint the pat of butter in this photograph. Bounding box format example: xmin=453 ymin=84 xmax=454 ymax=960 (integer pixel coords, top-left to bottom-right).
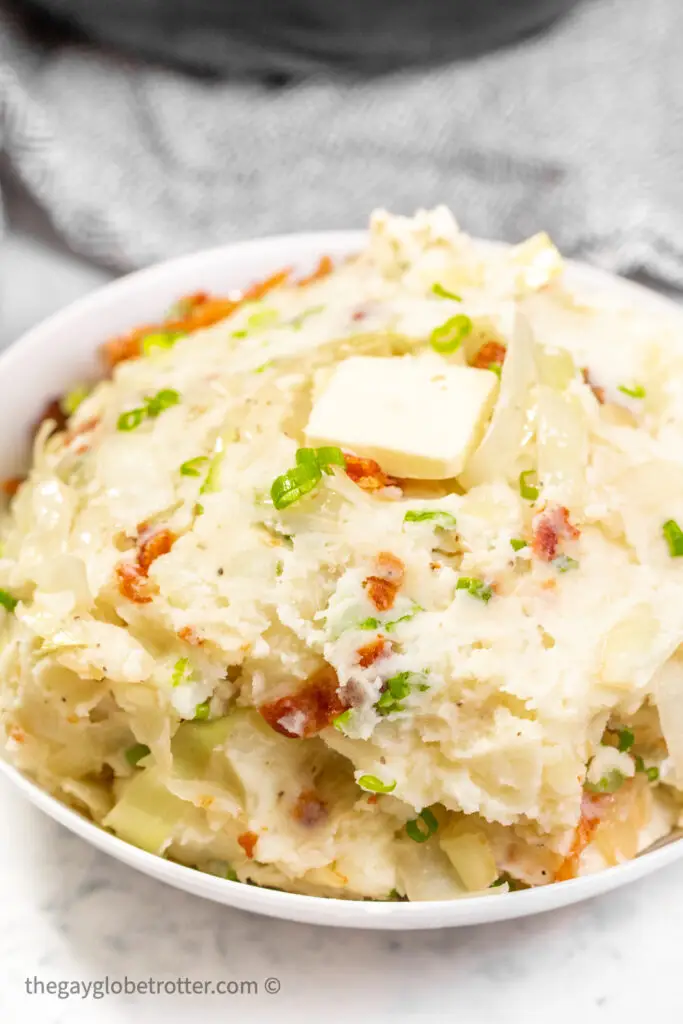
xmin=305 ymin=355 xmax=498 ymax=480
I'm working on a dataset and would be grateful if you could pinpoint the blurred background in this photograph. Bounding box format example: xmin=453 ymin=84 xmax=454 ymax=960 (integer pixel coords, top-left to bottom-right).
xmin=1 ymin=0 xmax=683 ymax=347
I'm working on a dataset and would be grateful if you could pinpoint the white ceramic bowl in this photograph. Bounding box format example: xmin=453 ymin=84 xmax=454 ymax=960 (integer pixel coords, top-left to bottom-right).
xmin=1 ymin=230 xmax=682 ymax=929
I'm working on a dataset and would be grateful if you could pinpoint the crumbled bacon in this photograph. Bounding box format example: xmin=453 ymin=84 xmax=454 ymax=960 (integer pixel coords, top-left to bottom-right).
xmin=555 ymin=793 xmax=612 ymax=881
xmin=531 ymin=505 xmax=580 ymax=562
xmin=136 ymin=524 xmax=176 ymax=573
xmin=351 ymin=309 xmax=367 ymax=322
xmin=102 ymin=268 xmax=292 ymax=369
xmin=344 ymin=454 xmax=398 ymax=493
xmin=363 ymin=552 xmax=405 ymax=611
xmin=259 ymin=665 xmax=347 ymax=738
xmin=115 ymin=562 xmax=155 ymax=604
xmin=178 ymin=626 xmax=204 ymax=646
xmin=357 ymin=637 xmax=391 ymax=669
xmin=2 ymin=476 xmax=25 ymax=498
xmin=297 ymin=255 xmax=333 ymax=288
xmin=292 ymin=790 xmax=328 ymax=827
xmin=237 ymin=831 xmax=259 ymax=860
xmin=471 ymin=341 xmax=507 ymax=370
xmin=582 ymin=368 xmax=605 ymax=405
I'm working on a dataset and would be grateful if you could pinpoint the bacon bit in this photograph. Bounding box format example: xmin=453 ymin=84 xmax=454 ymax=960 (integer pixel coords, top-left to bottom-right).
xmin=237 ymin=831 xmax=259 ymax=860
xmin=2 ymin=476 xmax=25 ymax=498
xmin=430 ymin=561 xmax=442 ymax=571
xmin=8 ymin=725 xmax=26 ymax=744
xmin=115 ymin=562 xmax=155 ymax=604
xmin=367 ymin=794 xmax=379 ymax=805
xmin=178 ymin=626 xmax=204 ymax=646
xmin=35 ymin=397 xmax=68 ymax=437
xmin=352 ymin=309 xmax=367 ymax=322
xmin=555 ymin=793 xmax=611 ymax=881
xmin=363 ymin=552 xmax=405 ymax=611
xmin=259 ymin=665 xmax=347 ymax=739
xmin=136 ymin=525 xmax=176 ymax=573
xmin=531 ymin=505 xmax=580 ymax=562
xmin=357 ymin=636 xmax=390 ymax=669
xmin=102 ymin=268 xmax=292 ymax=369
xmin=297 ymin=255 xmax=333 ymax=288
xmin=344 ymin=454 xmax=398 ymax=493
xmin=292 ymin=790 xmax=328 ymax=827
xmin=582 ymin=368 xmax=605 ymax=405
xmin=471 ymin=341 xmax=507 ymax=370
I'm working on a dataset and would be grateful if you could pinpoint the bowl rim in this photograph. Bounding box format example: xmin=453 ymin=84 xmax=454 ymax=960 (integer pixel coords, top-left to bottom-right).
xmin=1 ymin=227 xmax=682 ymax=929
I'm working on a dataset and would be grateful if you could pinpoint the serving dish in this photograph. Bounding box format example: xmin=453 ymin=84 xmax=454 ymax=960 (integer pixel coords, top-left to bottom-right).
xmin=0 ymin=227 xmax=681 ymax=929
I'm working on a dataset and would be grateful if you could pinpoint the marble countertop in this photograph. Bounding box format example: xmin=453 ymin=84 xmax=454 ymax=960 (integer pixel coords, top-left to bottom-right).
xmin=2 ymin=223 xmax=683 ymax=1024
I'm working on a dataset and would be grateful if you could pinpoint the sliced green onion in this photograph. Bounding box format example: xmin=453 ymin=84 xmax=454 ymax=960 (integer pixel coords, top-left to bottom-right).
xmin=180 ymin=456 xmax=209 ymax=477
xmin=358 ymin=617 xmax=381 ymax=631
xmin=585 ymin=769 xmax=625 ymax=794
xmin=404 ymin=509 xmax=457 ymax=529
xmin=142 ymin=330 xmax=184 ymax=356
xmin=200 ymin=451 xmax=224 ymax=495
xmin=145 ymin=389 xmax=180 ymax=418
xmin=519 ymin=469 xmax=539 ymax=502
xmin=634 ymin=755 xmax=645 ymax=773
xmin=456 ymin=577 xmax=493 ymax=602
xmin=405 ymin=808 xmax=439 ymax=843
xmin=387 ymin=888 xmax=406 ymax=901
xmin=246 ymin=307 xmax=279 ymax=330
xmin=125 ymin=742 xmax=151 ymax=767
xmin=663 ymin=519 xmax=683 ymax=557
xmin=291 ymin=305 xmax=325 ymax=329
xmin=60 ymin=384 xmax=89 ymax=417
xmin=0 ymin=590 xmax=18 ymax=613
xmin=553 ymin=555 xmax=579 ymax=573
xmin=270 ymin=447 xmax=344 ymax=510
xmin=220 ymin=863 xmax=238 ymax=881
xmin=232 ymin=329 xmax=248 ymax=339
xmin=431 ymin=283 xmax=462 ymax=302
xmin=510 ymin=538 xmax=528 ymax=552
xmin=646 ymin=766 xmax=660 ymax=782
xmin=617 ymin=727 xmax=635 ymax=752
xmin=618 ymin=383 xmax=646 ymax=399
xmin=171 ymin=657 xmax=191 ymax=687
xmin=194 ymin=502 xmax=205 ymax=516
xmin=194 ymin=700 xmax=211 ymax=720
xmin=376 ymin=672 xmax=427 ymax=716
xmin=117 ymin=407 xmax=146 ymax=432
xmin=275 ymin=560 xmax=284 ymax=577
xmin=430 ymin=314 xmax=473 ymax=354
xmin=255 ymin=361 xmax=273 ymax=374
xmin=384 ymin=606 xmax=423 ymax=632
xmin=358 ymin=774 xmax=396 ymax=794
xmin=333 ymin=709 xmax=353 ymax=733
xmin=488 ymin=362 xmax=502 ymax=379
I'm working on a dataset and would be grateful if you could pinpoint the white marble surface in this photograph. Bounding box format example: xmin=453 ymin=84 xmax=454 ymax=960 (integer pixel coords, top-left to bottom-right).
xmin=2 ymin=225 xmax=683 ymax=1023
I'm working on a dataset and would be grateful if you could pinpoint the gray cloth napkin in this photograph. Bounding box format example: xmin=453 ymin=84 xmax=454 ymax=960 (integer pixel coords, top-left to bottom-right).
xmin=1 ymin=0 xmax=683 ymax=285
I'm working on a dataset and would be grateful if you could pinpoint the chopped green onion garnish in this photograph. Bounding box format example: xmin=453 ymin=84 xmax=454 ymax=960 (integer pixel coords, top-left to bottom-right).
xmin=405 ymin=808 xmax=439 ymax=843
xmin=271 ymin=447 xmax=345 ymax=510
xmin=145 ymin=389 xmax=180 ymax=418
xmin=456 ymin=577 xmax=493 ymax=603
xmin=553 ymin=555 xmax=579 ymax=573
xmin=488 ymin=362 xmax=502 ymax=379
xmin=519 ymin=469 xmax=539 ymax=502
xmin=617 ymin=727 xmax=635 ymax=752
xmin=194 ymin=700 xmax=211 ymax=720
xmin=60 ymin=384 xmax=89 ymax=417
xmin=510 ymin=538 xmax=528 ymax=552
xmin=201 ymin=451 xmax=224 ymax=495
xmin=333 ymin=709 xmax=353 ymax=733
xmin=618 ymin=384 xmax=646 ymax=399
xmin=255 ymin=361 xmax=273 ymax=374
xmin=431 ymin=283 xmax=462 ymax=302
xmin=232 ymin=329 xmax=248 ymax=339
xmin=247 ymin=307 xmax=279 ymax=330
xmin=646 ymin=766 xmax=660 ymax=782
xmin=0 ymin=590 xmax=18 ymax=613
xmin=376 ymin=671 xmax=427 ymax=716
xmin=117 ymin=407 xmax=146 ymax=432
xmin=358 ymin=774 xmax=396 ymax=794
xmin=404 ymin=509 xmax=457 ymax=529
xmin=387 ymin=888 xmax=406 ymax=901
xmin=585 ymin=769 xmax=625 ymax=794
xmin=430 ymin=314 xmax=473 ymax=354
xmin=275 ymin=560 xmax=284 ymax=577
xmin=663 ymin=519 xmax=683 ymax=557
xmin=220 ymin=863 xmax=239 ymax=881
xmin=194 ymin=503 xmax=205 ymax=516
xmin=125 ymin=742 xmax=151 ymax=767
xmin=171 ymin=657 xmax=191 ymax=687
xmin=384 ymin=606 xmax=423 ymax=632
xmin=634 ymin=755 xmax=645 ymax=773
xmin=358 ymin=617 xmax=381 ymax=631
xmin=291 ymin=305 xmax=325 ymax=329
xmin=180 ymin=456 xmax=209 ymax=477
xmin=142 ymin=331 xmax=184 ymax=356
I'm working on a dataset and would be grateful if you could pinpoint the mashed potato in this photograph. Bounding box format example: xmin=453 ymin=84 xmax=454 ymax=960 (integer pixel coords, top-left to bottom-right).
xmin=2 ymin=208 xmax=683 ymax=900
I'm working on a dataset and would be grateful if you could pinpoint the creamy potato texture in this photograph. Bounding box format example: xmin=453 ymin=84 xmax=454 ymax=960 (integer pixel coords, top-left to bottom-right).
xmin=1 ymin=209 xmax=683 ymax=900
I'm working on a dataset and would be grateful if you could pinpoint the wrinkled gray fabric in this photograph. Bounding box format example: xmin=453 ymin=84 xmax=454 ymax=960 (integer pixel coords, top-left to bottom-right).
xmin=1 ymin=0 xmax=683 ymax=285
